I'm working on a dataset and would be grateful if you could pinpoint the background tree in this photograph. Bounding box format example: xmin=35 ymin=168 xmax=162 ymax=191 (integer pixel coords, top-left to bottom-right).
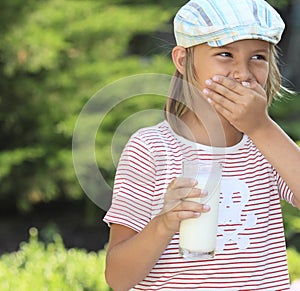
xmin=0 ymin=0 xmax=175 ymax=212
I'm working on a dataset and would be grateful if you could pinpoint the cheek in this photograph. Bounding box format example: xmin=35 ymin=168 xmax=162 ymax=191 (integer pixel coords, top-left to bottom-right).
xmin=194 ymin=64 xmax=229 ymax=89
xmin=253 ymin=63 xmax=269 ymax=87
xmin=257 ymin=70 xmax=269 ymax=88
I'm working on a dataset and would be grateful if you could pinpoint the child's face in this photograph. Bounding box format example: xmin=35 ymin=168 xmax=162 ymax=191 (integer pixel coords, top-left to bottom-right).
xmin=193 ymin=39 xmax=270 ymax=91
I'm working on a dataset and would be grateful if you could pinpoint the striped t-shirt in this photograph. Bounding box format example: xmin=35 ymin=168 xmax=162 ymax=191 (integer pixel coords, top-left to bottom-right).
xmin=104 ymin=120 xmax=294 ymax=290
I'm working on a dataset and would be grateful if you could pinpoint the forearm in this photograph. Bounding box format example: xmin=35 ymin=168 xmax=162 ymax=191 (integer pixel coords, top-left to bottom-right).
xmin=248 ymin=117 xmax=300 ymax=208
xmin=105 ymin=216 xmax=174 ymax=291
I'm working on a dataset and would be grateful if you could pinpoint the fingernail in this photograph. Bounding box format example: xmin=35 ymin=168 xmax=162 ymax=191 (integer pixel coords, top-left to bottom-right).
xmin=203 ymin=205 xmax=210 ymax=211
xmin=190 ymin=178 xmax=197 ymax=185
xmin=201 ymin=190 xmax=208 ymax=196
xmin=207 ymin=97 xmax=212 ymax=104
xmin=203 ymin=88 xmax=209 ymax=95
xmin=212 ymin=75 xmax=221 ymax=82
xmin=242 ymin=81 xmax=250 ymax=88
xmin=205 ymin=79 xmax=212 ymax=85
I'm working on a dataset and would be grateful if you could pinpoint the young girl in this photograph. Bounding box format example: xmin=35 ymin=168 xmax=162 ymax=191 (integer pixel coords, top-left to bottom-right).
xmin=104 ymin=0 xmax=300 ymax=290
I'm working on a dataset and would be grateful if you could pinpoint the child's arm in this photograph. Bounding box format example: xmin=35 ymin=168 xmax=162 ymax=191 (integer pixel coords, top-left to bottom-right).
xmin=105 ymin=218 xmax=174 ymax=291
xmin=248 ymin=118 xmax=300 ymax=208
xmin=105 ymin=178 xmax=208 ymax=291
xmin=204 ymin=75 xmax=300 ymax=209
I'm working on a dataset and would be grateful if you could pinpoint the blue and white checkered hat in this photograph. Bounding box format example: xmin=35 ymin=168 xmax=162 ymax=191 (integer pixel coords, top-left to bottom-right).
xmin=174 ymin=0 xmax=285 ymax=48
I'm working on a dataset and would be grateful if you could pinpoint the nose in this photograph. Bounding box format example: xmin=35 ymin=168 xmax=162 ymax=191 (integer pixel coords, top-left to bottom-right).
xmin=232 ymin=62 xmax=253 ymax=83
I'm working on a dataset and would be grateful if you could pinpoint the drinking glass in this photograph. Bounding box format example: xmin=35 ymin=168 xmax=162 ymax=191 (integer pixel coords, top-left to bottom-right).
xmin=179 ymin=160 xmax=222 ymax=260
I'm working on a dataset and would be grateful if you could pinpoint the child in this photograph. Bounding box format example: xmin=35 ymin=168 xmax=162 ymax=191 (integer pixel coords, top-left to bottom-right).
xmin=104 ymin=0 xmax=300 ymax=290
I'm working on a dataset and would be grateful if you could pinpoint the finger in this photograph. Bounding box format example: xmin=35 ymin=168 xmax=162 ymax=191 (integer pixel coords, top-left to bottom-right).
xmin=212 ymin=75 xmax=251 ymax=96
xmin=167 ymin=177 xmax=197 ymax=191
xmin=241 ymin=81 xmax=251 ymax=88
xmin=163 ymin=200 xmax=210 ymax=217
xmin=247 ymin=80 xmax=268 ymax=99
xmin=163 ymin=187 xmax=195 ymax=213
xmin=162 ymin=200 xmax=182 ymax=213
xmin=163 ymin=189 xmax=208 ymax=214
xmin=175 ymin=200 xmax=211 ymax=213
xmin=186 ymin=188 xmax=208 ymax=198
xmin=210 ymin=75 xmax=266 ymax=100
xmin=204 ymin=77 xmax=266 ymax=113
xmin=204 ymin=92 xmax=239 ymax=126
xmin=211 ymin=102 xmax=235 ymax=124
xmin=205 ymin=78 xmax=242 ymax=104
xmin=161 ymin=210 xmax=200 ymax=230
xmin=204 ymin=87 xmax=235 ymax=113
xmin=166 ymin=187 xmax=206 ymax=201
xmin=176 ymin=211 xmax=201 ymax=220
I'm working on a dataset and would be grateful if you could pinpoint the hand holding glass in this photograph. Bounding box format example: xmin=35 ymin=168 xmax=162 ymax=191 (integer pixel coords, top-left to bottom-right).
xmin=179 ymin=160 xmax=222 ymax=260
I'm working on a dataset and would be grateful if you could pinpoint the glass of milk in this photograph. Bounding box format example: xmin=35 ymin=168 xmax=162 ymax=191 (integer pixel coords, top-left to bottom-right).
xmin=179 ymin=160 xmax=222 ymax=260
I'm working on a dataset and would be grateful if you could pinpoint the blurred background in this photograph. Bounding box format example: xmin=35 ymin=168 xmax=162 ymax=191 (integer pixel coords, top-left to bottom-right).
xmin=0 ymin=0 xmax=299 ymax=290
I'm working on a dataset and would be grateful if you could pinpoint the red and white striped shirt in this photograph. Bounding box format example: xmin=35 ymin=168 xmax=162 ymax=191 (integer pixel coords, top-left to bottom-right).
xmin=104 ymin=121 xmax=294 ymax=290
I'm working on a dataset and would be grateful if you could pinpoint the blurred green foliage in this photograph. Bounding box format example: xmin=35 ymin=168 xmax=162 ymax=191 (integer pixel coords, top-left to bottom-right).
xmin=270 ymin=94 xmax=300 ymax=141
xmin=0 ymin=228 xmax=111 ymax=290
xmin=282 ymin=200 xmax=300 ymax=251
xmin=287 ymin=247 xmax=300 ymax=283
xmin=0 ymin=0 xmax=176 ymax=211
xmin=268 ymin=0 xmax=290 ymax=9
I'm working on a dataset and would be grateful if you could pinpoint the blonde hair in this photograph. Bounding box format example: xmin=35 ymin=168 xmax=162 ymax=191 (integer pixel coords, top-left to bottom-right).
xmin=164 ymin=44 xmax=284 ymax=130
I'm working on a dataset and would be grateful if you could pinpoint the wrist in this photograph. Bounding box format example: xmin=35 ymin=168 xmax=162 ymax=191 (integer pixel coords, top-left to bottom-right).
xmin=246 ymin=115 xmax=274 ymax=141
xmin=152 ymin=214 xmax=177 ymax=239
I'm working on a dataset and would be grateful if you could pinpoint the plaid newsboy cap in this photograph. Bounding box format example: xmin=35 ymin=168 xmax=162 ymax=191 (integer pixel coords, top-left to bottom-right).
xmin=174 ymin=0 xmax=285 ymax=48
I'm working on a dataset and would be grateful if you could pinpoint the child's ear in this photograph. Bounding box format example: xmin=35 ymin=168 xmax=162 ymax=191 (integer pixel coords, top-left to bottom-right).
xmin=172 ymin=46 xmax=186 ymax=75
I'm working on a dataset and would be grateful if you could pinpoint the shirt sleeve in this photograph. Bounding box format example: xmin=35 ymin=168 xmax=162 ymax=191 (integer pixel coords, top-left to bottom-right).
xmin=274 ymin=168 xmax=296 ymax=207
xmin=103 ymin=133 xmax=156 ymax=232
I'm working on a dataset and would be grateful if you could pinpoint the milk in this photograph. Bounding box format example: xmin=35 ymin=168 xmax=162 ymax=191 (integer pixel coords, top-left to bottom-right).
xmin=179 ymin=161 xmax=222 ymax=260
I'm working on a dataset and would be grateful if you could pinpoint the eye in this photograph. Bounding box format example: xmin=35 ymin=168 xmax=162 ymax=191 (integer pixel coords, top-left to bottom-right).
xmin=218 ymin=52 xmax=232 ymax=58
xmin=252 ymin=54 xmax=267 ymax=61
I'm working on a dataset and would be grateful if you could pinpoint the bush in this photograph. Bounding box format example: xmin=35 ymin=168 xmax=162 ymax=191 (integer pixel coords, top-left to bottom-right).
xmin=0 ymin=228 xmax=111 ymax=291
xmin=287 ymin=248 xmax=300 ymax=283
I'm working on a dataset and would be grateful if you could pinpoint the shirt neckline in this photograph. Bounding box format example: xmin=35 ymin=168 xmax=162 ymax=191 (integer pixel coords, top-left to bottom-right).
xmin=163 ymin=120 xmax=248 ymax=154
